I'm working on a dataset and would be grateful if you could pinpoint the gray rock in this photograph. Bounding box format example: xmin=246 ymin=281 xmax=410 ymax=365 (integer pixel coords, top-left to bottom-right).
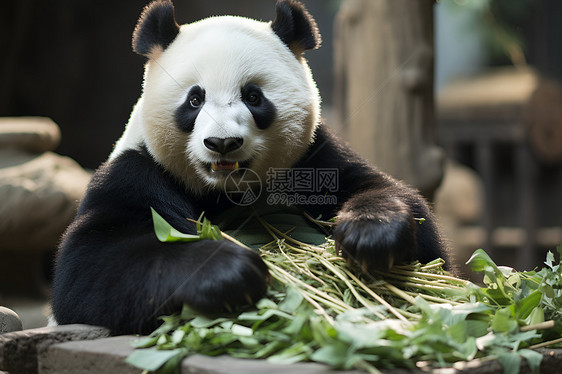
xmin=0 ymin=324 xmax=110 ymax=374
xmin=0 ymin=306 xmax=22 ymax=333
xmin=0 ymin=150 xmax=91 ymax=252
xmin=0 ymin=117 xmax=92 ymax=253
xmin=0 ymin=117 xmax=60 ymax=153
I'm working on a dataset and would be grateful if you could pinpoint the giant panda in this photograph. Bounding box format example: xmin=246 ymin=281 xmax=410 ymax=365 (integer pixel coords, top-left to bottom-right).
xmin=52 ymin=0 xmax=446 ymax=335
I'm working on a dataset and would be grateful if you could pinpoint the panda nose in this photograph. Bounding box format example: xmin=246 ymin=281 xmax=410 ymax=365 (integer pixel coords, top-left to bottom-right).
xmin=204 ymin=137 xmax=244 ymax=155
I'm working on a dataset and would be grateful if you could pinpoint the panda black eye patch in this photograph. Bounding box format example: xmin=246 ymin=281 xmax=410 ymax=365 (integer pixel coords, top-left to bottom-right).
xmin=175 ymin=85 xmax=205 ymax=133
xmin=241 ymin=83 xmax=276 ymax=130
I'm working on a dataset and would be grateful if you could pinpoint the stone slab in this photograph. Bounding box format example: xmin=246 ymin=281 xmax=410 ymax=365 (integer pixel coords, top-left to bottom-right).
xmin=39 ymin=336 xmax=140 ymax=374
xmin=38 ymin=335 xmax=367 ymax=374
xmin=180 ymin=354 xmax=366 ymax=374
xmin=20 ymin=330 xmax=562 ymax=374
xmin=0 ymin=324 xmax=110 ymax=374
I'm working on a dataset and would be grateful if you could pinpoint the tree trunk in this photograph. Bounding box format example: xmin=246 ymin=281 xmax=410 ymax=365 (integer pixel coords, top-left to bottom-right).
xmin=334 ymin=0 xmax=443 ymax=199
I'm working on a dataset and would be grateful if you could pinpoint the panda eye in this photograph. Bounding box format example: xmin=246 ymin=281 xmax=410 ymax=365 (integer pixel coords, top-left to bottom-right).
xmin=189 ymin=95 xmax=202 ymax=108
xmin=245 ymin=92 xmax=261 ymax=105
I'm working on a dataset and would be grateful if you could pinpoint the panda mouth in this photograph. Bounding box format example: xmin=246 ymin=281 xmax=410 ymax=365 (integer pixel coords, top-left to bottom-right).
xmin=207 ymin=159 xmax=251 ymax=173
xmin=211 ymin=161 xmax=239 ymax=172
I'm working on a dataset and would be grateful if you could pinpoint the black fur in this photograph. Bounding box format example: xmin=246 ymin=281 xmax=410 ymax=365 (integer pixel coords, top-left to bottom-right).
xmin=132 ymin=0 xmax=180 ymax=57
xmin=271 ymin=0 xmax=321 ymax=52
xmin=175 ymin=85 xmax=205 ymax=133
xmin=241 ymin=83 xmax=277 ymax=130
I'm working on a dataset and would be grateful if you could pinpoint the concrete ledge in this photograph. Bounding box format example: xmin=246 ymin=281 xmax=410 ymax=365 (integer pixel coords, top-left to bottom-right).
xmin=0 ymin=324 xmax=110 ymax=374
xmin=38 ymin=336 xmax=366 ymax=374
xmin=4 ymin=324 xmax=562 ymax=374
xmin=39 ymin=336 xmax=140 ymax=374
xmin=181 ymin=354 xmax=367 ymax=374
xmin=35 ymin=335 xmax=562 ymax=374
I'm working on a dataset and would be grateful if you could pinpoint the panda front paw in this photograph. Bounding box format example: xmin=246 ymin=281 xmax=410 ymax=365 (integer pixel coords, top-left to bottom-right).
xmin=334 ymin=206 xmax=417 ymax=272
xmin=181 ymin=240 xmax=269 ymax=313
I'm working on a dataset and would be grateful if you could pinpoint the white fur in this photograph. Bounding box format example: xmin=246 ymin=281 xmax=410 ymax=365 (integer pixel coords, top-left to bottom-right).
xmin=110 ymin=15 xmax=321 ymax=194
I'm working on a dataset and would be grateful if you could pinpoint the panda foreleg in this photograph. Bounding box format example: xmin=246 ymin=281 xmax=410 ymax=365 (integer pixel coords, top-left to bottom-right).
xmin=333 ymin=182 xmax=446 ymax=271
xmin=334 ymin=189 xmax=417 ymax=271
xmin=52 ymin=232 xmax=268 ymax=335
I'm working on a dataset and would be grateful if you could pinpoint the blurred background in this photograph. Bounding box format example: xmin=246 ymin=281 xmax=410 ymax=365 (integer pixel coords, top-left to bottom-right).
xmin=1 ymin=0 xmax=561 ymax=329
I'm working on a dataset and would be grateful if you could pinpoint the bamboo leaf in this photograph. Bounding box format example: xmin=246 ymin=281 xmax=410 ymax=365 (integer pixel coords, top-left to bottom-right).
xmin=125 ymin=348 xmax=187 ymax=372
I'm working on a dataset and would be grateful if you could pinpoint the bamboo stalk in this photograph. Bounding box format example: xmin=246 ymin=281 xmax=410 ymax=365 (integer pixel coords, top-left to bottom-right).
xmin=265 ymin=260 xmax=353 ymax=312
xmin=315 ymin=254 xmax=390 ymax=320
xmin=528 ymin=337 xmax=562 ymax=350
xmin=268 ymin=266 xmax=348 ymax=314
xmin=337 ymin=266 xmax=412 ymax=324
xmin=374 ymin=271 xmax=465 ymax=290
xmin=383 ymin=283 xmax=417 ymax=305
xmin=520 ymin=320 xmax=556 ymax=332
xmin=277 ymin=242 xmax=327 ymax=287
xmin=388 ymin=269 xmax=468 ymax=285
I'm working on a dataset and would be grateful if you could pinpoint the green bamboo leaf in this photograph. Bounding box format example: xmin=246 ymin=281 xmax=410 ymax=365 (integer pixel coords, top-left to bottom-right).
xmin=255 ymin=298 xmax=278 ymax=310
xmin=151 ymin=207 xmax=223 ymax=242
xmin=125 ymin=348 xmax=187 ymax=372
xmin=518 ymin=349 xmax=543 ymax=374
xmin=267 ymin=342 xmax=312 ymax=364
xmin=310 ymin=343 xmax=350 ymax=367
xmin=151 ymin=207 xmax=200 ymax=242
xmin=190 ymin=316 xmax=229 ymax=328
xmin=456 ymin=336 xmax=478 ymax=361
xmin=156 ymin=348 xmax=190 ymax=374
xmin=556 ymin=244 xmax=562 ymax=257
xmin=278 ymin=287 xmax=304 ymax=313
xmin=491 ymin=308 xmax=518 ymax=333
xmin=545 ymin=251 xmax=555 ymax=268
xmin=466 ymin=249 xmax=504 ymax=285
xmin=130 ymin=335 xmax=159 ymax=348
xmin=282 ymin=312 xmax=309 ymax=335
xmin=464 ymin=319 xmax=490 ymax=338
xmin=238 ymin=308 xmax=293 ymax=322
xmin=498 ymin=352 xmax=522 ymax=374
xmin=438 ymin=303 xmax=491 ymax=326
xmin=513 ymin=290 xmax=541 ymax=320
xmin=231 ymin=324 xmax=253 ymax=336
xmin=523 ymin=307 xmax=544 ymax=327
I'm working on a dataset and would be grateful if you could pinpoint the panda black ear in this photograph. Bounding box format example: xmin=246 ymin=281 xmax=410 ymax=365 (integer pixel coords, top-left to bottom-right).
xmin=132 ymin=0 xmax=180 ymax=59
xmin=271 ymin=0 xmax=322 ymax=53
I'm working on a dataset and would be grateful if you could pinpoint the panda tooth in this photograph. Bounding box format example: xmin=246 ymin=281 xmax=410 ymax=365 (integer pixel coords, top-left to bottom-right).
xmin=210 ymin=161 xmax=239 ymax=171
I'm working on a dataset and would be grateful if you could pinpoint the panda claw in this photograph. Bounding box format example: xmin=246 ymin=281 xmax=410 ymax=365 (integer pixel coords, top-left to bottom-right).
xmin=224 ymin=302 xmax=233 ymax=313
xmin=387 ymin=254 xmax=395 ymax=269
xmin=361 ymin=260 xmax=369 ymax=274
xmin=244 ymin=293 xmax=253 ymax=305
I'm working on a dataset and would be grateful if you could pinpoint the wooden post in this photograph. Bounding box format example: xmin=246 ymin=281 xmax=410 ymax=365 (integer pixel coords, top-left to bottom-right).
xmin=334 ymin=0 xmax=443 ymax=199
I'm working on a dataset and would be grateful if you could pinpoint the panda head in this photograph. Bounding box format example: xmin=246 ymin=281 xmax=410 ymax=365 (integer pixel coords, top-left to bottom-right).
xmin=125 ymin=0 xmax=322 ymax=195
